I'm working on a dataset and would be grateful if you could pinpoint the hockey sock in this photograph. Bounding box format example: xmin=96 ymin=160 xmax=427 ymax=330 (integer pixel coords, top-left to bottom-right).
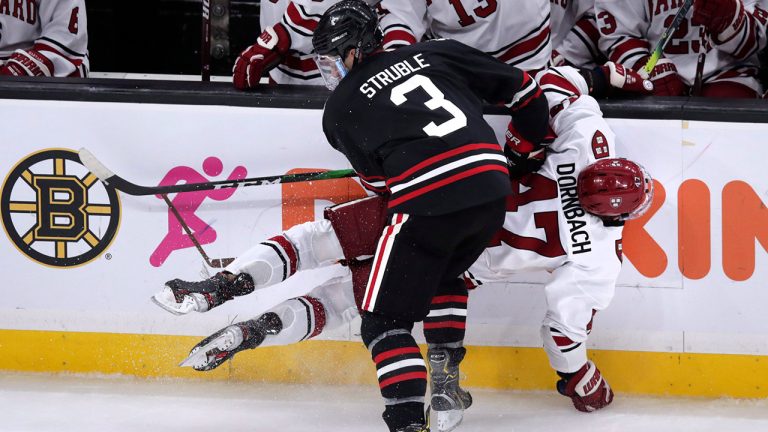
xmin=362 ymin=312 xmax=427 ymax=431
xmin=423 ymin=278 xmax=468 ymax=346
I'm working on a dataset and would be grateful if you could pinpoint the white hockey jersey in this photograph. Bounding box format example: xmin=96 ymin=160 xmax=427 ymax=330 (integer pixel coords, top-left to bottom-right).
xmin=595 ymin=0 xmax=768 ymax=86
xmin=550 ymin=0 xmax=603 ymax=68
xmin=376 ymin=0 xmax=552 ymax=71
xmin=0 ymin=0 xmax=88 ymax=77
xmin=466 ymin=67 xmax=624 ymax=340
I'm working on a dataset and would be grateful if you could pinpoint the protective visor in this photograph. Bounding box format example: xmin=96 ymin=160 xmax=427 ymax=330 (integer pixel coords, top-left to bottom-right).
xmin=314 ymin=54 xmax=348 ymax=91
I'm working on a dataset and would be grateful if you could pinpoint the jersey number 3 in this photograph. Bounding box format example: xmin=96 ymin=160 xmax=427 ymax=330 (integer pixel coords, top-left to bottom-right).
xmin=390 ymin=75 xmax=467 ymax=137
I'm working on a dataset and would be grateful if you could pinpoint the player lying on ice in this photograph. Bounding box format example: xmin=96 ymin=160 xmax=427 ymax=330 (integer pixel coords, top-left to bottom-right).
xmin=153 ymin=65 xmax=654 ymax=429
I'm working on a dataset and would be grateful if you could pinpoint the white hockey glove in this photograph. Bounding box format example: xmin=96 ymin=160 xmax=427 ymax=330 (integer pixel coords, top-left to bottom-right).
xmin=601 ymin=61 xmax=654 ymax=93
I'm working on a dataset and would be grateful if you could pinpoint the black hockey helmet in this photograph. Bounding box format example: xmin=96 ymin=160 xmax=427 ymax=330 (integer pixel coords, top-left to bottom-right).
xmin=312 ymin=0 xmax=383 ymax=58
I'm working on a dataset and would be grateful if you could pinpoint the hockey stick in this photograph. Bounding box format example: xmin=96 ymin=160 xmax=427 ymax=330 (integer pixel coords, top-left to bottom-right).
xmin=161 ymin=194 xmax=234 ymax=268
xmin=643 ymin=0 xmax=694 ymax=76
xmin=201 ymin=0 xmax=212 ymax=82
xmin=78 ymin=148 xmax=357 ymax=196
xmin=692 ymin=29 xmax=709 ymax=96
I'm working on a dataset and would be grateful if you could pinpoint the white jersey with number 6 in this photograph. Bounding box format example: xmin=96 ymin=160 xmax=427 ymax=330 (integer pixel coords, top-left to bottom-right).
xmin=0 ymin=0 xmax=88 ymax=76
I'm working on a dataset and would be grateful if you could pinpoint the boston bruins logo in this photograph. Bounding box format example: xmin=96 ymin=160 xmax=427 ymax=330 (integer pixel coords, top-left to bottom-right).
xmin=1 ymin=149 xmax=121 ymax=268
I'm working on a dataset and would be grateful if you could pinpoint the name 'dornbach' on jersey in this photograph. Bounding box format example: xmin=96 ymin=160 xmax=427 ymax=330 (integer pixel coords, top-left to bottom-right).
xmin=557 ymin=163 xmax=591 ymax=254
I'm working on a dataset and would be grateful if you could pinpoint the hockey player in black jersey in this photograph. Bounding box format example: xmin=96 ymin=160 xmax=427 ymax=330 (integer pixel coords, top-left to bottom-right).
xmin=311 ymin=1 xmax=549 ymax=431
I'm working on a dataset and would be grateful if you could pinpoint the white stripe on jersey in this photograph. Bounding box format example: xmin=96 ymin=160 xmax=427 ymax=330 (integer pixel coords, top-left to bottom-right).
xmin=363 ymin=214 xmax=409 ymax=311
xmin=388 ymin=154 xmax=507 ymax=194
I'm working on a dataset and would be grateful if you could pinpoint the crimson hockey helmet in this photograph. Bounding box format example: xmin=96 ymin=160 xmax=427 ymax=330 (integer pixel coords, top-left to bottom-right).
xmin=312 ymin=0 xmax=383 ymax=58
xmin=577 ymin=158 xmax=654 ymax=221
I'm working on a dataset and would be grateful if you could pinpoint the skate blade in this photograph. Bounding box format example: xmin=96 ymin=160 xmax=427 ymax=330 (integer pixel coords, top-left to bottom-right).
xmin=435 ymin=409 xmax=464 ymax=432
xmin=150 ymin=293 xmax=185 ymax=316
xmin=151 ymin=286 xmax=198 ymax=316
xmin=179 ymin=330 xmax=238 ymax=368
xmin=179 ymin=339 xmax=222 ymax=368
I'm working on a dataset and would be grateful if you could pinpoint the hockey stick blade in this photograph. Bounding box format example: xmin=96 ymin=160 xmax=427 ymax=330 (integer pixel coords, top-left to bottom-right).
xmin=643 ymin=0 xmax=694 ymax=75
xmin=78 ymin=148 xmax=357 ymax=196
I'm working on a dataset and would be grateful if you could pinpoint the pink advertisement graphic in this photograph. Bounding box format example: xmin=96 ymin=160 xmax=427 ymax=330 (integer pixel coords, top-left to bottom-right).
xmin=150 ymin=157 xmax=247 ymax=267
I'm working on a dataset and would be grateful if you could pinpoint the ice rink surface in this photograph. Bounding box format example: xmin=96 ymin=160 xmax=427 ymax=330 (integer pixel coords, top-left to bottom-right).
xmin=2 ymin=372 xmax=768 ymax=432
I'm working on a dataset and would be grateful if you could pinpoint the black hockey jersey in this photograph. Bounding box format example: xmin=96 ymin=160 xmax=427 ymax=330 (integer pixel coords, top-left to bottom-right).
xmin=322 ymin=38 xmax=548 ymax=216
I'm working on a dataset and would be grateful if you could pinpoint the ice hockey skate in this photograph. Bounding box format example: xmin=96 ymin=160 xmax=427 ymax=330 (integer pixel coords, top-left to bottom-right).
xmin=180 ymin=312 xmax=283 ymax=371
xmin=427 ymin=347 xmax=473 ymax=432
xmin=152 ymin=271 xmax=255 ymax=315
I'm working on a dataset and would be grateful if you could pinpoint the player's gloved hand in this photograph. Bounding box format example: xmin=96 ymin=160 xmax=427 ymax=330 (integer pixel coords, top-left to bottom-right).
xmin=692 ymin=0 xmax=745 ymax=42
xmin=232 ymin=23 xmax=291 ymax=90
xmin=557 ymin=360 xmax=615 ymax=412
xmin=600 ymin=61 xmax=654 ymax=94
xmin=639 ymin=58 xmax=686 ymax=96
xmin=0 ymin=49 xmax=53 ymax=76
xmin=504 ymin=121 xmax=548 ymax=178
xmin=151 ymin=272 xmax=255 ymax=315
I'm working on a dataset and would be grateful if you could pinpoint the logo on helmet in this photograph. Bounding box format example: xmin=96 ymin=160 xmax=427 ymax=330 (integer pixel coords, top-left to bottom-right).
xmin=610 ymin=197 xmax=622 ymax=208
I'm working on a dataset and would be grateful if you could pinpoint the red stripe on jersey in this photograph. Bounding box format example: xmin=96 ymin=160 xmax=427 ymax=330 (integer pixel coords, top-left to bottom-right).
xmin=286 ymin=3 xmax=319 ymax=32
xmin=282 ymin=54 xmax=319 ymax=72
xmin=373 ymin=346 xmax=422 ymax=364
xmin=513 ymin=86 xmax=543 ymax=111
xmin=383 ymin=29 xmax=417 ymax=47
xmin=431 ymin=295 xmax=468 ymax=304
xmin=575 ymin=17 xmax=600 ymax=46
xmin=462 ymin=274 xmax=478 ymax=290
xmin=607 ymin=38 xmax=649 ymax=66
xmin=270 ymin=235 xmax=298 ymax=276
xmin=538 ymin=71 xmax=581 ymax=96
xmin=378 ymin=371 xmax=427 ymax=389
xmin=358 ymin=172 xmax=388 ymax=193
xmin=388 ymin=165 xmax=509 ymax=209
xmin=387 ymin=143 xmax=502 ymax=186
xmin=363 ymin=214 xmax=404 ymax=310
xmin=732 ymin=17 xmax=757 ymax=59
xmin=497 ymin=27 xmax=551 ymax=63
xmin=423 ymin=321 xmax=466 ymax=330
xmin=33 ymin=43 xmax=76 ymax=65
xmin=711 ymin=66 xmax=757 ymax=81
xmin=553 ymin=334 xmax=575 ymax=347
